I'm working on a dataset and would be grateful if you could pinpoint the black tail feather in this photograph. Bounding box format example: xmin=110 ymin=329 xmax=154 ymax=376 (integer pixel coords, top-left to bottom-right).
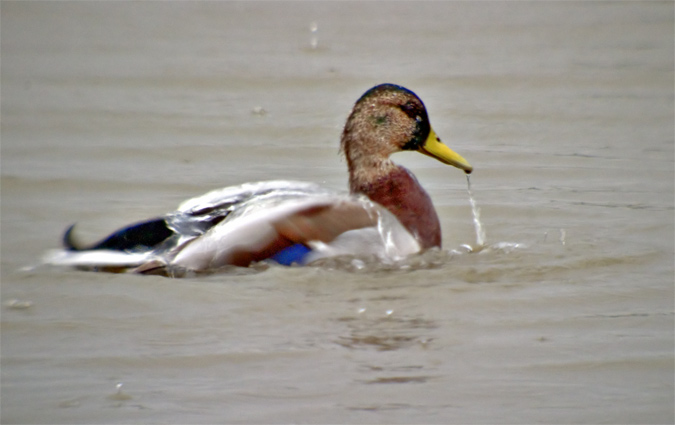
xmin=64 ymin=218 xmax=175 ymax=252
xmin=63 ymin=224 xmax=82 ymax=250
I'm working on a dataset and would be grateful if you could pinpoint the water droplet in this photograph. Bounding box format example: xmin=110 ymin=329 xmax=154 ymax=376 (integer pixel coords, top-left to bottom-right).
xmin=309 ymin=21 xmax=319 ymax=49
xmin=107 ymin=382 xmax=132 ymax=401
xmin=459 ymin=244 xmax=473 ymax=253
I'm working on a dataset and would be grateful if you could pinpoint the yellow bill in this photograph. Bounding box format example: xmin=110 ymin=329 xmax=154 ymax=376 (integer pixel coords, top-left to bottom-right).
xmin=419 ymin=128 xmax=473 ymax=174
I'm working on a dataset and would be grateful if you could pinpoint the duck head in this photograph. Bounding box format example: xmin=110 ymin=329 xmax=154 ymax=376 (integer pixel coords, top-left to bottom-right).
xmin=341 ymin=83 xmax=472 ymax=186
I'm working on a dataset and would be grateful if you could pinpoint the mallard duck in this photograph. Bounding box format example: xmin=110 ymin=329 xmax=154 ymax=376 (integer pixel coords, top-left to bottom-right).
xmin=47 ymin=84 xmax=472 ymax=275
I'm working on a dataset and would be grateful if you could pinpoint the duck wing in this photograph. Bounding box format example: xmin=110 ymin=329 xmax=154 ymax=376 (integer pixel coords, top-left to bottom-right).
xmin=166 ymin=194 xmax=384 ymax=271
xmin=47 ymin=181 xmax=420 ymax=274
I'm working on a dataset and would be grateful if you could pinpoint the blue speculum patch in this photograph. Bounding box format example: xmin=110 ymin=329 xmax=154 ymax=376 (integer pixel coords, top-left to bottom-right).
xmin=270 ymin=243 xmax=312 ymax=266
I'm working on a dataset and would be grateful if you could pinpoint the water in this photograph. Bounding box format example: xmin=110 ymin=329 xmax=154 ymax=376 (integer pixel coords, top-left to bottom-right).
xmin=466 ymin=175 xmax=487 ymax=249
xmin=2 ymin=2 xmax=673 ymax=424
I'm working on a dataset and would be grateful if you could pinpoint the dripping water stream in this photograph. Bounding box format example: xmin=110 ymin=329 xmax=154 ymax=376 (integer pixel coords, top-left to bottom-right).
xmin=466 ymin=174 xmax=486 ymax=250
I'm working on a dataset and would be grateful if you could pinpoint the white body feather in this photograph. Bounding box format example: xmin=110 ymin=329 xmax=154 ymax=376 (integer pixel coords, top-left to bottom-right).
xmin=45 ymin=180 xmax=420 ymax=272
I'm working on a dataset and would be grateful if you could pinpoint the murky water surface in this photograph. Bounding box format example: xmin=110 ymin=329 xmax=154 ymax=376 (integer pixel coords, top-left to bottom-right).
xmin=2 ymin=2 xmax=673 ymax=423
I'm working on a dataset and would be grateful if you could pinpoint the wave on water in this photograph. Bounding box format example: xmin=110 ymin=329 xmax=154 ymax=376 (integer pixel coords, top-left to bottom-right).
xmin=124 ymin=240 xmax=527 ymax=277
xmin=275 ymin=240 xmax=526 ymax=274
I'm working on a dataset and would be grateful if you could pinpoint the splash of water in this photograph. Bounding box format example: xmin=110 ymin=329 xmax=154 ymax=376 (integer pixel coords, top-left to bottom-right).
xmin=466 ymin=174 xmax=486 ymax=249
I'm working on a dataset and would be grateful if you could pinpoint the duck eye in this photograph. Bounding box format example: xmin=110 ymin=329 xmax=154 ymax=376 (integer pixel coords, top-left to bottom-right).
xmin=399 ymin=101 xmax=423 ymax=120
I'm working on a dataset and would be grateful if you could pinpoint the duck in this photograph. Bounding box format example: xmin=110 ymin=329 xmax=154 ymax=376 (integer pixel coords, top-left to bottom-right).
xmin=46 ymin=84 xmax=472 ymax=275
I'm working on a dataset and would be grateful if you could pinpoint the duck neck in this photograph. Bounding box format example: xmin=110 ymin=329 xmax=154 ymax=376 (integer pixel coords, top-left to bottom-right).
xmin=349 ymin=163 xmax=442 ymax=250
xmin=346 ymin=155 xmax=398 ymax=192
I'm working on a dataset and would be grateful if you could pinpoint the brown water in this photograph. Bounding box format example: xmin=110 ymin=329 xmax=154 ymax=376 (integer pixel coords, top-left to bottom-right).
xmin=2 ymin=2 xmax=673 ymax=424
